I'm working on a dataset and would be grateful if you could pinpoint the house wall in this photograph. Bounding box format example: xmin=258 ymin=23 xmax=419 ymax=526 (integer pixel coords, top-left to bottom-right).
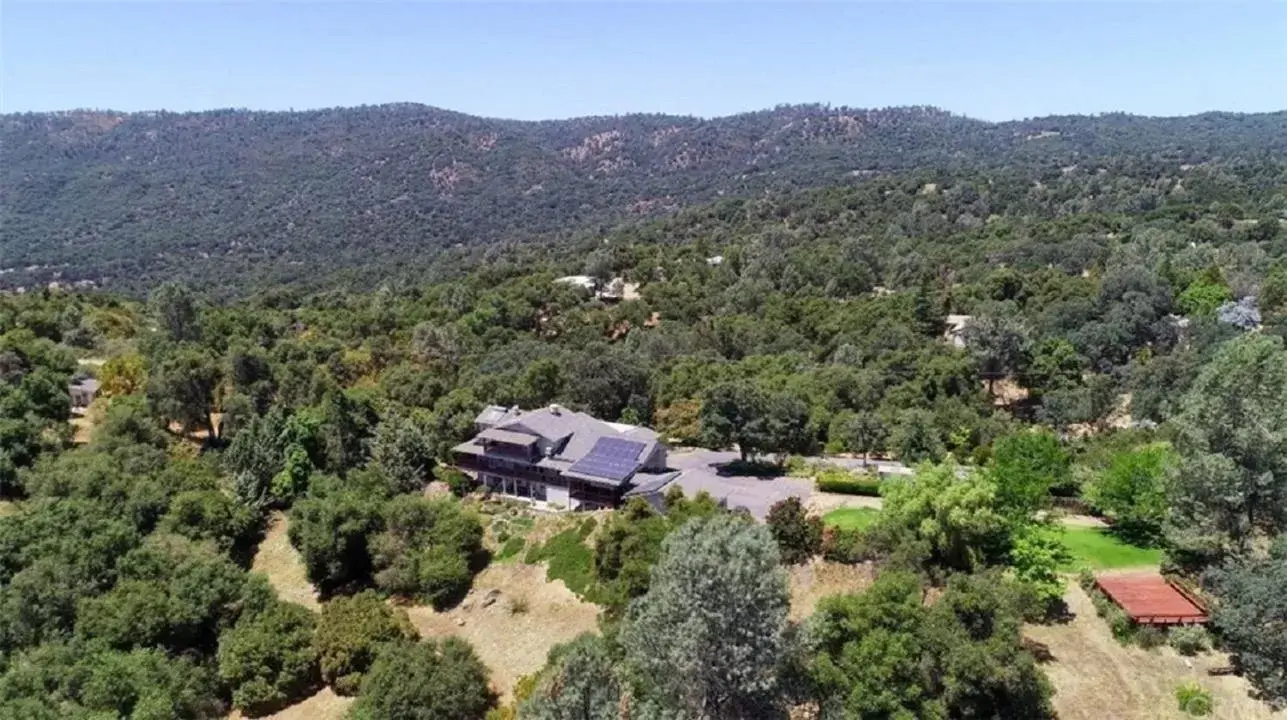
xmin=546 ymin=484 xmax=573 ymax=509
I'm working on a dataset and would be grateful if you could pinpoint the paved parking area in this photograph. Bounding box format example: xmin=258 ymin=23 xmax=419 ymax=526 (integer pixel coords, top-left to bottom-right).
xmin=663 ymin=449 xmax=812 ymax=520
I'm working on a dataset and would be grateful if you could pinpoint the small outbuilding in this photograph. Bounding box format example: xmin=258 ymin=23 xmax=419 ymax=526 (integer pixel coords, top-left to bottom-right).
xmin=69 ymin=376 xmax=100 ymax=413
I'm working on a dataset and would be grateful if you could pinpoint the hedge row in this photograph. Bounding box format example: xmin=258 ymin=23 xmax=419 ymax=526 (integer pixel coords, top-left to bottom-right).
xmin=815 ymin=470 xmax=881 ymax=496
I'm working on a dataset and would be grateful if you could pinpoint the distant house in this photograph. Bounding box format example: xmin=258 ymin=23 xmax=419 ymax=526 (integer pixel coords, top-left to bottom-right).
xmin=69 ymin=376 xmax=100 ymax=413
xmin=553 ymin=275 xmax=597 ymax=292
xmin=452 ymin=404 xmax=669 ymax=510
xmin=597 ymin=277 xmax=626 ymax=301
xmin=944 ymin=314 xmax=973 ymax=348
xmin=553 ymin=275 xmax=633 ymax=303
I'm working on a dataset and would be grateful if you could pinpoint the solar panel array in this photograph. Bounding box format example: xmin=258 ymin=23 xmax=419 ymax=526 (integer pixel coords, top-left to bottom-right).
xmin=567 ymin=437 xmax=647 ymax=483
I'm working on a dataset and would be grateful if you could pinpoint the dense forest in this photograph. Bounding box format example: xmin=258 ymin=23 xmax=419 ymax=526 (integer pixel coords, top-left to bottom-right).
xmin=3 ymin=104 xmax=1287 ymax=294
xmin=0 ymin=107 xmax=1286 ymax=719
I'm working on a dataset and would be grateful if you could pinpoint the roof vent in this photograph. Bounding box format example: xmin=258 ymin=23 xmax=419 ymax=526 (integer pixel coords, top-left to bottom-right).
xmin=548 ymin=404 xmax=562 ymax=415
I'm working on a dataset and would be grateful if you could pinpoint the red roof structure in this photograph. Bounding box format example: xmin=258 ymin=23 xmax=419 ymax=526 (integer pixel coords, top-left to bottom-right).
xmin=1095 ymin=573 xmax=1209 ymax=626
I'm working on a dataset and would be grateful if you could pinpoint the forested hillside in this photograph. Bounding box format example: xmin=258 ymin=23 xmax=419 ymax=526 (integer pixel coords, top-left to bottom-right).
xmin=3 ymin=104 xmax=1286 ymax=294
xmin=2 ymin=143 xmax=1287 ymax=715
xmin=2 ymin=106 xmax=1287 ymax=717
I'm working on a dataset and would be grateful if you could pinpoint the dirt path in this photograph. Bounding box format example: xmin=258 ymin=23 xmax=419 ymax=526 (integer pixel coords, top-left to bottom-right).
xmin=1025 ymin=585 xmax=1281 ymax=720
xmin=228 ymin=687 xmax=353 ymax=720
xmin=249 ymin=512 xmax=320 ymax=612
xmin=405 ymin=561 xmax=600 ymax=701
xmin=1060 ymin=513 xmax=1109 ymax=528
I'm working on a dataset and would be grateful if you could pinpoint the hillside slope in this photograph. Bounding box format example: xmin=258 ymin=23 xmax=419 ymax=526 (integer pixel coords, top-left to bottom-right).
xmin=3 ymin=104 xmax=1285 ymax=293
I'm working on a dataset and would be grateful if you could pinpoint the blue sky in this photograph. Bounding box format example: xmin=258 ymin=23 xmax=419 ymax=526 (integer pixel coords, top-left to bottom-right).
xmin=2 ymin=2 xmax=1284 ymax=120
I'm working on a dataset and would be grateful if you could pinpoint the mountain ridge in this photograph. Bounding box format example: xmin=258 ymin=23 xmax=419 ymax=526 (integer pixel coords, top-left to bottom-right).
xmin=3 ymin=103 xmax=1286 ymax=294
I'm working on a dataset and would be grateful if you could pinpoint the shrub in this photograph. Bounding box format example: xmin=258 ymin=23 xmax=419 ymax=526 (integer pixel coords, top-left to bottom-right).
xmin=436 ymin=467 xmax=476 ymax=497
xmin=819 ymin=525 xmax=871 ymax=564
xmin=765 ymin=496 xmax=822 ymax=564
xmin=410 ymin=546 xmax=473 ymax=609
xmin=1077 ymin=567 xmax=1097 ymax=593
xmin=717 ymin=458 xmax=785 ymax=477
xmin=784 ymin=456 xmax=815 ymax=476
xmin=1088 ymin=587 xmax=1139 ymax=645
xmin=815 ymin=468 xmax=881 ymax=496
xmin=1175 ymin=682 xmax=1214 ymax=716
xmin=1168 ymin=626 xmax=1210 ymax=656
xmin=350 ymin=638 xmax=494 ymax=720
xmin=1135 ymin=625 xmax=1165 ymax=650
xmin=217 ymin=600 xmax=320 ymax=716
xmin=369 ymin=496 xmax=484 ymax=608
xmin=1010 ymin=528 xmax=1070 ymax=616
xmin=316 ymin=591 xmax=417 ymax=695
xmin=1108 ymin=608 xmax=1136 ymax=643
xmin=508 ymin=596 xmax=529 ymax=614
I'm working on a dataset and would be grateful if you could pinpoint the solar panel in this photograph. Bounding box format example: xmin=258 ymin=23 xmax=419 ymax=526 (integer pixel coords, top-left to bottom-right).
xmin=597 ymin=438 xmax=646 ymax=461
xmin=567 ymin=438 xmax=647 ymax=483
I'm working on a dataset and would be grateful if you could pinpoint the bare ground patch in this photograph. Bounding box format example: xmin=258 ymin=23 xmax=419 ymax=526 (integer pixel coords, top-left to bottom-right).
xmin=228 ymin=687 xmax=353 ymax=720
xmin=805 ymin=491 xmax=882 ymax=516
xmin=70 ymin=416 xmax=94 ymax=444
xmin=787 ymin=559 xmax=876 ymax=622
xmin=1059 ymin=513 xmax=1109 ymax=528
xmin=1025 ymin=584 xmax=1282 ymax=720
xmin=405 ymin=561 xmax=600 ymax=701
xmin=250 ymin=511 xmax=320 ymax=612
xmin=0 ymin=500 xmax=16 ymax=518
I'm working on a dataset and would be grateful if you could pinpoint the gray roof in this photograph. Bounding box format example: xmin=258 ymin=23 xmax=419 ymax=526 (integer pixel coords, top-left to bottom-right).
xmin=625 ymin=470 xmax=681 ymax=496
xmin=475 ymin=405 xmax=522 ymax=427
xmin=70 ymin=377 xmax=100 ymax=392
xmin=493 ymin=407 xmax=659 ymax=465
xmin=454 ymin=405 xmax=662 ymax=484
xmin=476 ymin=428 xmax=539 ymax=446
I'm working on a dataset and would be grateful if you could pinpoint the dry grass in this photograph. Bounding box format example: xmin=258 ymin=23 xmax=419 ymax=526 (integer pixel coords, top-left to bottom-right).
xmin=227 ymin=687 xmax=353 ymax=720
xmin=0 ymin=500 xmax=17 ymax=518
xmin=805 ymin=491 xmax=883 ymax=516
xmin=990 ymin=378 xmax=1031 ymax=406
xmin=1025 ymin=584 xmax=1282 ymax=720
xmin=249 ymin=511 xmax=320 ymax=612
xmin=786 ymin=559 xmax=875 ymax=622
xmin=405 ymin=561 xmax=600 ymax=701
xmin=70 ymin=416 xmax=95 ymax=444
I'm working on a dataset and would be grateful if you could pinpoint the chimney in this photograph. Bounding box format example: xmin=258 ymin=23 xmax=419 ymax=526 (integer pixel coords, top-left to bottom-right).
xmin=548 ymin=404 xmax=562 ymax=416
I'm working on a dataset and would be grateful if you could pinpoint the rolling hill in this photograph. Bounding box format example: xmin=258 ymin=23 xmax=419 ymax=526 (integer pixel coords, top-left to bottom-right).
xmin=3 ymin=103 xmax=1285 ymax=294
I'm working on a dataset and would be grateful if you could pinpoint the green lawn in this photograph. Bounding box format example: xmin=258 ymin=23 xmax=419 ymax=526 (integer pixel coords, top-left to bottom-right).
xmin=523 ymin=517 xmax=599 ymax=598
xmin=822 ymin=507 xmax=882 ymax=531
xmin=495 ymin=535 xmax=526 ymax=562
xmin=1058 ymin=527 xmax=1163 ymax=570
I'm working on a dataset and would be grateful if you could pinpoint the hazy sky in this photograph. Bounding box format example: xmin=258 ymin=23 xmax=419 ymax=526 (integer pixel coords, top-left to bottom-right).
xmin=3 ymin=2 xmax=1285 ymax=120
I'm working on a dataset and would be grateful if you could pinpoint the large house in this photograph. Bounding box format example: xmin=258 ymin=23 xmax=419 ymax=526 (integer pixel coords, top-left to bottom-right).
xmin=452 ymin=404 xmax=673 ymax=510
